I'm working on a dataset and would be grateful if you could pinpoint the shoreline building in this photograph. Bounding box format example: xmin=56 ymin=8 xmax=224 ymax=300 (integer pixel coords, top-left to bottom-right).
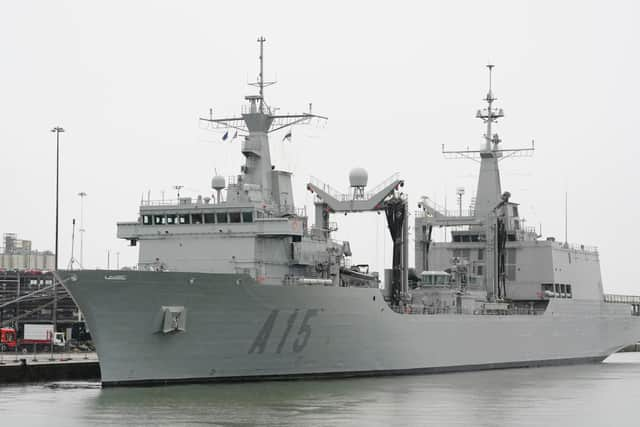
xmin=0 ymin=233 xmax=55 ymax=271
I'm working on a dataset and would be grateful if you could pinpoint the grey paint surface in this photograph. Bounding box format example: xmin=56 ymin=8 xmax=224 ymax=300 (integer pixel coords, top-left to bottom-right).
xmin=63 ymin=270 xmax=640 ymax=385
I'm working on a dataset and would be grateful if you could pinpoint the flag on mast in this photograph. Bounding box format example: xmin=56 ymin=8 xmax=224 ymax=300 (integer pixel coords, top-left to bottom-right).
xmin=232 ymin=130 xmax=238 ymax=140
xmin=222 ymin=131 xmax=229 ymax=141
xmin=283 ymin=130 xmax=292 ymax=142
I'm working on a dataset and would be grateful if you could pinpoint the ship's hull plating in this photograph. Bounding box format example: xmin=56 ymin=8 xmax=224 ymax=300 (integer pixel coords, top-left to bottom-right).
xmin=62 ymin=271 xmax=640 ymax=386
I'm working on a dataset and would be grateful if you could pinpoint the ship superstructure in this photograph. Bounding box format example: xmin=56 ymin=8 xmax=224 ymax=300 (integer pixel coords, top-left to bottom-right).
xmin=59 ymin=43 xmax=640 ymax=387
xmin=117 ymin=37 xmax=382 ymax=288
xmin=414 ymin=65 xmax=603 ymax=313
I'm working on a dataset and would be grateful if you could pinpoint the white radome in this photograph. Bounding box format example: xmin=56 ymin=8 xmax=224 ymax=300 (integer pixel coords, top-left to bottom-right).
xmin=211 ymin=175 xmax=226 ymax=191
xmin=349 ymin=167 xmax=368 ymax=188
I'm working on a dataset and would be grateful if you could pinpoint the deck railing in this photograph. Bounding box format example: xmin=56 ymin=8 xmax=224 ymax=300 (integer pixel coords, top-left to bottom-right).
xmin=604 ymin=294 xmax=640 ymax=304
xmin=389 ymin=304 xmax=547 ymax=316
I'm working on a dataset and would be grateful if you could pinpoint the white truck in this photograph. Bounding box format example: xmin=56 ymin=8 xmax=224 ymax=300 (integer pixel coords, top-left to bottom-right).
xmin=0 ymin=324 xmax=66 ymax=352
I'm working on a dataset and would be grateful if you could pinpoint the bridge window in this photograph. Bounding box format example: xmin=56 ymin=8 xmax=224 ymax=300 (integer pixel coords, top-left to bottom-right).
xmin=542 ymin=283 xmax=554 ymax=297
xmin=477 ymin=249 xmax=484 ymax=261
xmin=229 ymin=212 xmax=241 ymax=223
xmin=216 ymin=212 xmax=228 ymax=223
xmin=166 ymin=214 xmax=176 ymax=225
xmin=178 ymin=214 xmax=190 ymax=224
xmin=191 ymin=213 xmax=203 ymax=224
xmin=566 ymin=284 xmax=572 ymax=298
xmin=154 ymin=215 xmax=165 ymax=225
xmin=421 ymin=274 xmax=450 ymax=286
xmin=204 ymin=213 xmax=216 ymax=224
xmin=143 ymin=215 xmax=152 ymax=225
xmin=242 ymin=212 xmax=253 ymax=223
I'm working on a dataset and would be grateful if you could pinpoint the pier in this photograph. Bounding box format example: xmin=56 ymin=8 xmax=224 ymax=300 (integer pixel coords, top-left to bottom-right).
xmin=0 ymin=351 xmax=99 ymax=384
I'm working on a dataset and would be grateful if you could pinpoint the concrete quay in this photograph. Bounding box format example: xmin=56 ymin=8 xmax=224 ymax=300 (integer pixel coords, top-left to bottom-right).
xmin=0 ymin=351 xmax=99 ymax=384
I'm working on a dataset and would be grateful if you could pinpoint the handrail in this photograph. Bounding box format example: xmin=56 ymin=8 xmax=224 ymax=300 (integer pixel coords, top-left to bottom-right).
xmin=256 ymin=206 xmax=306 ymax=219
xmin=604 ymin=294 xmax=640 ymax=304
xmin=389 ymin=304 xmax=547 ymax=316
xmin=564 ymin=243 xmax=598 ymax=253
xmin=309 ymin=173 xmax=401 ymax=203
xmin=415 ymin=206 xmax=475 ymax=218
xmin=308 ymin=176 xmax=344 ymax=201
xmin=140 ymin=199 xmax=181 ymax=207
xmin=365 ymin=173 xmax=400 ymax=198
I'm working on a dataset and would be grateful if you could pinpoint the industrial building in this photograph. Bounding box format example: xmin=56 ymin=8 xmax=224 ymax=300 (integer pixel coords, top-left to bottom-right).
xmin=0 ymin=233 xmax=86 ymax=341
xmin=0 ymin=233 xmax=55 ymax=271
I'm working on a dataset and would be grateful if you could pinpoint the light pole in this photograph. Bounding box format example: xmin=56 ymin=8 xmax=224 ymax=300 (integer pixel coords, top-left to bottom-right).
xmin=51 ymin=126 xmax=64 ymax=359
xmin=78 ymin=192 xmax=87 ymax=267
xmin=456 ymin=187 xmax=465 ymax=216
xmin=174 ymin=184 xmax=183 ymax=200
xmin=51 ymin=126 xmax=65 ymax=270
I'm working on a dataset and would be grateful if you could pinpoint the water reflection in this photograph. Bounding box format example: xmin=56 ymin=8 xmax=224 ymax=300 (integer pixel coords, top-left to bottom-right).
xmin=1 ymin=353 xmax=640 ymax=426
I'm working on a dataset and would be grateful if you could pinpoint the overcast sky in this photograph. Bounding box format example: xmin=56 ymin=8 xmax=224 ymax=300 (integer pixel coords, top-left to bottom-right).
xmin=1 ymin=1 xmax=638 ymax=293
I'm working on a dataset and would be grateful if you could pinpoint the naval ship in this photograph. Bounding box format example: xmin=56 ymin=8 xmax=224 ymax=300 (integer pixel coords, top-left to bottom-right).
xmin=60 ymin=38 xmax=640 ymax=386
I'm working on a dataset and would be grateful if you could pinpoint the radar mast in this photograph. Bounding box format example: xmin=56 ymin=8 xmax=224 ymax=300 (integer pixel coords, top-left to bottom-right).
xmin=442 ymin=65 xmax=534 ymax=219
xmin=199 ymin=37 xmax=327 ymax=208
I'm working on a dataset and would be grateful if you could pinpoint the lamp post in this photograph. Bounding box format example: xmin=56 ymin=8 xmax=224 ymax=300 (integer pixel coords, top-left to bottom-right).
xmin=78 ymin=192 xmax=87 ymax=267
xmin=51 ymin=126 xmax=65 ymax=270
xmin=456 ymin=187 xmax=465 ymax=217
xmin=174 ymin=184 xmax=183 ymax=200
xmin=50 ymin=126 xmax=64 ymax=360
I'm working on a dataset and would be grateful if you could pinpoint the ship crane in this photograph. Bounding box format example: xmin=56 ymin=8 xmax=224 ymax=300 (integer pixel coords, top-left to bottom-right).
xmin=307 ymin=170 xmax=408 ymax=306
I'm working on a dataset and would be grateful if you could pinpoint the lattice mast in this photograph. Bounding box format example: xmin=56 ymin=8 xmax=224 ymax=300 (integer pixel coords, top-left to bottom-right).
xmin=199 ymin=37 xmax=327 ymax=207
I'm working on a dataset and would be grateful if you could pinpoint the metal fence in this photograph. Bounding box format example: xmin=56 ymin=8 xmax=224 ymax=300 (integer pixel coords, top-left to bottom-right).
xmin=0 ymin=344 xmax=97 ymax=365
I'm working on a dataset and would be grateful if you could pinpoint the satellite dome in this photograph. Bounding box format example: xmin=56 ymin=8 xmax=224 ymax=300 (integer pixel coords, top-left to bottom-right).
xmin=211 ymin=175 xmax=226 ymax=191
xmin=349 ymin=167 xmax=368 ymax=188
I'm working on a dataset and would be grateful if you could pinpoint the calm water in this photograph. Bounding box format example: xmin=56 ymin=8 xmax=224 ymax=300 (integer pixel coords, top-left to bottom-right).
xmin=2 ymin=353 xmax=640 ymax=426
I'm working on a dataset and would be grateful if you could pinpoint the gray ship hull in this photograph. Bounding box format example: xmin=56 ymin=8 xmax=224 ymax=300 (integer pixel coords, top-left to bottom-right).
xmin=62 ymin=270 xmax=640 ymax=386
